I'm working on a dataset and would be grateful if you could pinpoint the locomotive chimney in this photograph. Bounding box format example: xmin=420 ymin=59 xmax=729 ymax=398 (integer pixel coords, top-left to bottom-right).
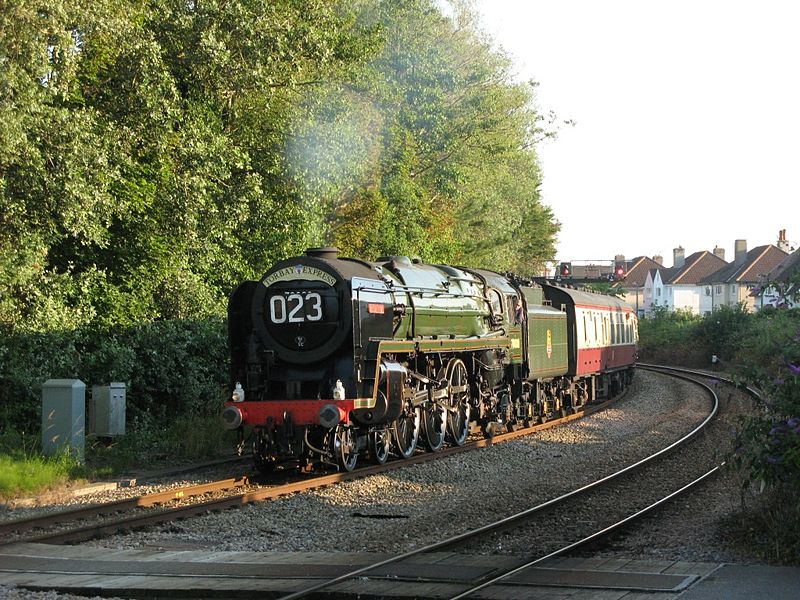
xmin=306 ymin=247 xmax=340 ymax=260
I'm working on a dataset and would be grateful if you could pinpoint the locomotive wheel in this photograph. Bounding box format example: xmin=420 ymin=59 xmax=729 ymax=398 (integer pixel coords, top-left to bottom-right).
xmin=392 ymin=406 xmax=421 ymax=459
xmin=443 ymin=358 xmax=471 ymax=445
xmin=369 ymin=428 xmax=392 ymax=465
xmin=332 ymin=425 xmax=358 ymax=472
xmin=422 ymin=403 xmax=446 ymax=452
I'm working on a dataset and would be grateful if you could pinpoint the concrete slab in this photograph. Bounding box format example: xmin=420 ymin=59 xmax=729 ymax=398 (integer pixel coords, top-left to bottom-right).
xmin=680 ymin=564 xmax=800 ymax=600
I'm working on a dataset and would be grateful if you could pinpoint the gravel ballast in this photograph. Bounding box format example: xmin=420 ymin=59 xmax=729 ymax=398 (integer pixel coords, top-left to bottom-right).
xmin=83 ymin=370 xmax=746 ymax=560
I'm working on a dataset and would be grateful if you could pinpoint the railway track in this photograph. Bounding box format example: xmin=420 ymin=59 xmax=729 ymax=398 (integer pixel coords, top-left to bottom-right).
xmin=0 ymin=365 xmax=739 ymax=599
xmin=277 ymin=364 xmax=729 ymax=600
xmin=1 ymin=393 xmax=620 ymax=546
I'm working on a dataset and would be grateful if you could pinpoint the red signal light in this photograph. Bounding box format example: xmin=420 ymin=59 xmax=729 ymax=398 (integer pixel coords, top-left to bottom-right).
xmin=614 ymin=262 xmax=626 ymax=280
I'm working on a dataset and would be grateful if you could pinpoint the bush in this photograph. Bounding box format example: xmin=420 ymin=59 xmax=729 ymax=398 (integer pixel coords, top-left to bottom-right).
xmin=0 ymin=318 xmax=228 ymax=434
xmin=85 ymin=414 xmax=236 ymax=476
xmin=637 ymin=306 xmax=705 ymax=365
xmin=696 ymin=303 xmax=754 ymax=362
xmin=731 ymin=314 xmax=800 ymax=491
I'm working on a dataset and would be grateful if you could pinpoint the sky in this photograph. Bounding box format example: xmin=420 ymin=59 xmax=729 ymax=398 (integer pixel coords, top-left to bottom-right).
xmin=473 ymin=0 xmax=800 ymax=267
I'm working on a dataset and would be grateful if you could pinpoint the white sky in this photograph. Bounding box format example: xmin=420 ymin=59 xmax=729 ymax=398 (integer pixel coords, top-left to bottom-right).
xmin=473 ymin=0 xmax=800 ymax=267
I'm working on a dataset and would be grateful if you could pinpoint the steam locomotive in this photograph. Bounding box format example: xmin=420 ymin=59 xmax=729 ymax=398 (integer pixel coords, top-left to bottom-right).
xmin=222 ymin=247 xmax=637 ymax=472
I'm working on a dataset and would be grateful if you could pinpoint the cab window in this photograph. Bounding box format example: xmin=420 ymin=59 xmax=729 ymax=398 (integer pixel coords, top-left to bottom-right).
xmin=489 ymin=289 xmax=503 ymax=315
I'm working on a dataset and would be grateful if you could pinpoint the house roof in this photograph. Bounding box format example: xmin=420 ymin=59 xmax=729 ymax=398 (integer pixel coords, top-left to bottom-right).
xmin=699 ymin=245 xmax=788 ymax=284
xmin=769 ymin=248 xmax=800 ymax=282
xmin=616 ymin=256 xmax=664 ymax=288
xmin=667 ymin=251 xmax=728 ymax=285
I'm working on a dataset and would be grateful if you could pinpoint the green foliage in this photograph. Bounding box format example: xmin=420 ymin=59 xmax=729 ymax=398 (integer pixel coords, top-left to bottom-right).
xmin=85 ymin=414 xmax=235 ymax=476
xmin=637 ymin=305 xmax=705 ymax=365
xmin=0 ymin=318 xmax=227 ymax=434
xmin=1 ymin=0 xmax=561 ymax=333
xmin=282 ymin=0 xmax=560 ymax=266
xmin=730 ymin=311 xmax=800 ymax=490
xmin=696 ymin=303 xmax=754 ymax=361
xmin=725 ymin=314 xmax=800 ymax=563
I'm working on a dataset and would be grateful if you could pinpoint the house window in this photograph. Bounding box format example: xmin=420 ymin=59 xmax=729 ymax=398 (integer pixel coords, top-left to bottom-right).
xmin=715 ymin=285 xmax=723 ymax=294
xmin=705 ymin=286 xmax=711 ymax=296
xmin=731 ymin=285 xmax=737 ymax=295
xmin=656 ymin=288 xmax=661 ymax=297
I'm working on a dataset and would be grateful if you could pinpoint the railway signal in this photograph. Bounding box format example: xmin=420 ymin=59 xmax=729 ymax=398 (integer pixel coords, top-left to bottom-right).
xmin=614 ymin=261 xmax=626 ymax=280
xmin=559 ymin=262 xmax=572 ymax=278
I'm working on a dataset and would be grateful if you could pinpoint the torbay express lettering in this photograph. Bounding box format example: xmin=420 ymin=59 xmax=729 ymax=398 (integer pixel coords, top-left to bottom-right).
xmin=262 ymin=265 xmax=336 ymax=287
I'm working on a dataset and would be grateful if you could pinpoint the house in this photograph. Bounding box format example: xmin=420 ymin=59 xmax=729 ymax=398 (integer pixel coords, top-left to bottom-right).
xmin=760 ymin=243 xmax=800 ymax=308
xmin=612 ymin=255 xmax=664 ymax=316
xmin=699 ymin=239 xmax=788 ymax=313
xmin=642 ymin=247 xmax=728 ymax=315
xmin=642 ymin=268 xmax=665 ymax=316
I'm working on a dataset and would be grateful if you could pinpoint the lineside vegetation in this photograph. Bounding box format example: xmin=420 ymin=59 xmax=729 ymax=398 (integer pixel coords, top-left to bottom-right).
xmin=639 ymin=285 xmax=800 ymax=564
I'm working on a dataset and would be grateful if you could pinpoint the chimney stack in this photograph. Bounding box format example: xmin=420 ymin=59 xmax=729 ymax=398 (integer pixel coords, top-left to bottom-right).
xmin=673 ymin=246 xmax=685 ymax=268
xmin=653 ymin=255 xmax=663 ymax=266
xmin=713 ymin=245 xmax=725 ymax=261
xmin=777 ymin=229 xmax=791 ymax=252
xmin=734 ymin=239 xmax=747 ymax=265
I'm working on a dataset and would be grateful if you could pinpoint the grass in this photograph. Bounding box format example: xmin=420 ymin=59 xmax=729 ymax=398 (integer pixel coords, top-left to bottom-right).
xmin=0 ymin=415 xmax=238 ymax=500
xmin=0 ymin=449 xmax=85 ymax=501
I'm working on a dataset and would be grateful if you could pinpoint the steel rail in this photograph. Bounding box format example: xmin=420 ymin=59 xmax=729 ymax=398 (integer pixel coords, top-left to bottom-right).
xmin=276 ymin=364 xmax=719 ymax=600
xmin=0 ymin=477 xmax=251 ymax=540
xmin=637 ymin=362 xmax=762 ymax=398
xmin=448 ymin=463 xmax=724 ymax=600
xmin=446 ymin=366 xmax=727 ymax=599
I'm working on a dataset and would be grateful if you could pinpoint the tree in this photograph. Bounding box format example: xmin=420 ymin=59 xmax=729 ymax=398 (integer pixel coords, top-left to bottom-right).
xmin=287 ymin=0 xmax=560 ymax=269
xmin=1 ymin=0 xmax=561 ymax=331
